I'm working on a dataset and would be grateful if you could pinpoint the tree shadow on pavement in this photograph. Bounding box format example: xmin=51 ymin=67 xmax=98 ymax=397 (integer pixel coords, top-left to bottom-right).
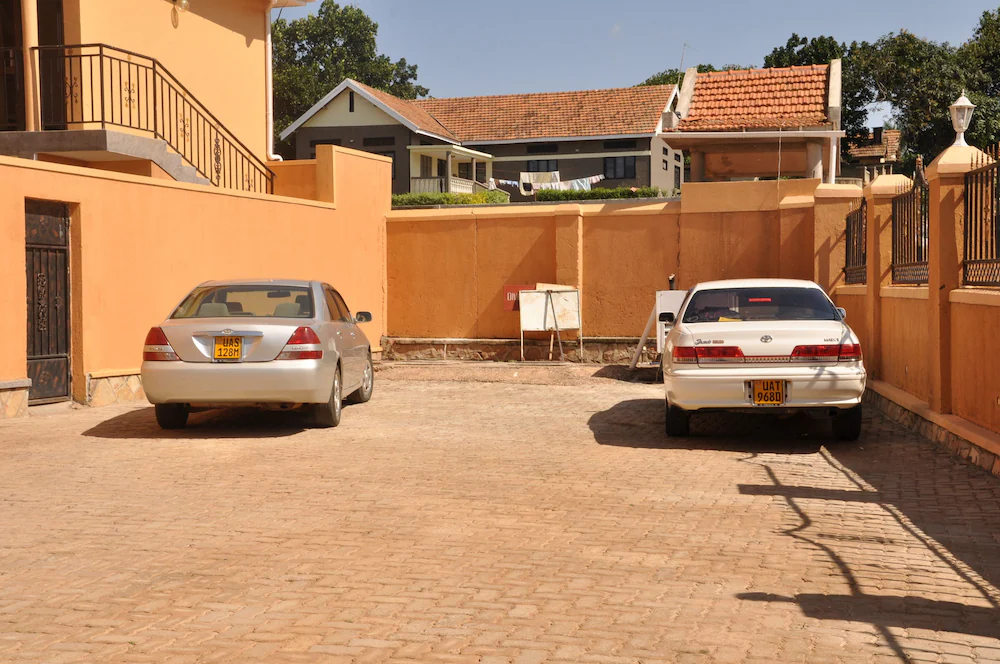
xmin=587 ymin=398 xmax=826 ymax=453
xmin=82 ymin=406 xmax=309 ymax=439
xmin=590 ymin=365 xmax=660 ymax=383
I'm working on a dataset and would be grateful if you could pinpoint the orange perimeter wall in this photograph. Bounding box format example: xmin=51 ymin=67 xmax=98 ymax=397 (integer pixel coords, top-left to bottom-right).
xmin=0 ymin=148 xmax=390 ymax=394
xmin=879 ymin=293 xmax=931 ymax=402
xmin=387 ymin=180 xmax=821 ymax=339
xmin=951 ymin=301 xmax=1000 ymax=433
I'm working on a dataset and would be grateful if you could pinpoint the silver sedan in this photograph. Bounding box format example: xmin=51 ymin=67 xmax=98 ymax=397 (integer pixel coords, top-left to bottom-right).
xmin=141 ymin=279 xmax=374 ymax=429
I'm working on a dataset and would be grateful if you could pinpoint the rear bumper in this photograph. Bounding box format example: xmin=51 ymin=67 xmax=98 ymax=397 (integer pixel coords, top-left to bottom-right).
xmin=664 ymin=364 xmax=866 ymax=411
xmin=141 ymin=359 xmax=334 ymax=405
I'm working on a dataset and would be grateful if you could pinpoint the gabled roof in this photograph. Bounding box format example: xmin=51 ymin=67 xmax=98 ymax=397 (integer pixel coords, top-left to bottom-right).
xmin=674 ymin=65 xmax=831 ymax=131
xmin=412 ymin=85 xmax=676 ymax=143
xmin=280 ymin=81 xmax=676 ymax=145
xmin=279 ymin=79 xmax=458 ymax=143
xmin=848 ymin=129 xmax=901 ymax=161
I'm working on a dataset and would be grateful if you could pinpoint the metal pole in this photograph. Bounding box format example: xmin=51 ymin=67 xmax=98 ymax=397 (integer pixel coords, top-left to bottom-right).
xmin=630 ymin=304 xmax=657 ymax=370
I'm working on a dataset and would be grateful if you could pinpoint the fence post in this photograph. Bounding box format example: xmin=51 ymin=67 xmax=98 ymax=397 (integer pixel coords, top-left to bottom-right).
xmin=813 ymin=183 xmax=863 ymax=293
xmin=925 ymin=144 xmax=985 ymax=413
xmin=865 ymin=173 xmax=911 ymax=380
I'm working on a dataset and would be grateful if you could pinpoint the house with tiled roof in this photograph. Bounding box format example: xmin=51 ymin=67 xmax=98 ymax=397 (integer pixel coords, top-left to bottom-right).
xmin=280 ymin=80 xmax=681 ymax=198
xmin=659 ymin=62 xmax=844 ymax=183
xmin=846 ymin=128 xmax=901 ymax=169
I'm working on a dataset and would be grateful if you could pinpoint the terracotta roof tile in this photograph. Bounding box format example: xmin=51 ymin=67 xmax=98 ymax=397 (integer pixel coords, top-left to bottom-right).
xmin=412 ymin=85 xmax=675 ymax=143
xmin=676 ymin=65 xmax=831 ymax=131
xmin=349 ymin=80 xmax=458 ymax=141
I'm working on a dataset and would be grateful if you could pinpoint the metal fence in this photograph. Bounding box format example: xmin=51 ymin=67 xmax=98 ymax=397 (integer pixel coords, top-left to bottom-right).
xmin=890 ymin=178 xmax=929 ymax=284
xmin=0 ymin=47 xmax=22 ymax=131
xmin=844 ymin=198 xmax=867 ymax=284
xmin=32 ymin=44 xmax=273 ymax=194
xmin=964 ymin=145 xmax=1000 ymax=286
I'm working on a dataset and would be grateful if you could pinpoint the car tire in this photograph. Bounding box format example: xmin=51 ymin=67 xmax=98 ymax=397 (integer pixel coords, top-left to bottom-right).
xmin=832 ymin=404 xmax=863 ymax=441
xmin=314 ymin=365 xmax=343 ymax=428
xmin=155 ymin=403 xmax=189 ymax=430
xmin=346 ymin=351 xmax=374 ymax=404
xmin=665 ymin=403 xmax=690 ymax=437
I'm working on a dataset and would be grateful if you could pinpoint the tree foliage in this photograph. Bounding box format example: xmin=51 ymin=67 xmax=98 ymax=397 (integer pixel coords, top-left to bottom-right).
xmin=638 ymin=63 xmax=752 ymax=89
xmin=272 ymin=1 xmax=428 ymax=156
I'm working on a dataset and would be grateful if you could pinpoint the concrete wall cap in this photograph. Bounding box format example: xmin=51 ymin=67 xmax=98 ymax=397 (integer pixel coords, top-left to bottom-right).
xmin=866 ymin=173 xmax=912 ymax=197
xmin=835 ymin=285 xmax=867 ymax=296
xmin=815 ymin=183 xmax=863 ymax=199
xmin=927 ymin=145 xmax=993 ymax=178
xmin=778 ymin=195 xmax=814 ymax=209
xmin=950 ymin=288 xmax=1000 ymax=307
xmin=0 ymin=378 xmax=31 ymax=390
xmin=880 ymin=286 xmax=929 ymax=300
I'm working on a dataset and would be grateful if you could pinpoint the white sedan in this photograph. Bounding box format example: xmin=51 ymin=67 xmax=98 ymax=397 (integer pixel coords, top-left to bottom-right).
xmin=660 ymin=279 xmax=866 ymax=440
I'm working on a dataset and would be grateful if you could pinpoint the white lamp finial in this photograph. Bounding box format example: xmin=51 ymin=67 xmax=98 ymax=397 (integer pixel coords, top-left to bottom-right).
xmin=950 ymin=91 xmax=975 ymax=147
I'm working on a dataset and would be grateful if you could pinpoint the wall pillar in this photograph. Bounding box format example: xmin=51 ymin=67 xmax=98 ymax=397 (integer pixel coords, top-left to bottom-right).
xmin=689 ymin=151 xmax=705 ymax=182
xmin=21 ymin=0 xmax=39 ymax=131
xmin=865 ymin=173 xmax=911 ymax=380
xmin=806 ymin=141 xmax=824 ymax=180
xmin=445 ymin=151 xmax=452 ymax=192
xmin=813 ymin=183 xmax=863 ymax=293
xmin=554 ymin=205 xmax=584 ymax=289
xmin=926 ymin=145 xmax=983 ymax=413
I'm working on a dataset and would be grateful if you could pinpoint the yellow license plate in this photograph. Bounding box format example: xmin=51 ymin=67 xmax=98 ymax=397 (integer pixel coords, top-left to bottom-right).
xmin=752 ymin=379 xmax=785 ymax=405
xmin=213 ymin=336 xmax=243 ymax=361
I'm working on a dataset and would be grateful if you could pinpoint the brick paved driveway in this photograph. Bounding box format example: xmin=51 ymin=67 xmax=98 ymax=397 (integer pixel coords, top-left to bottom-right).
xmin=1 ymin=365 xmax=999 ymax=663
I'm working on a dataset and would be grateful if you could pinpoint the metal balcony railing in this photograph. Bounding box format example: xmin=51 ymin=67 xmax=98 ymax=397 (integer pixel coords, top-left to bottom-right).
xmin=964 ymin=145 xmax=1000 ymax=286
xmin=844 ymin=198 xmax=867 ymax=285
xmin=32 ymin=44 xmax=273 ymax=193
xmin=0 ymin=47 xmax=23 ymax=131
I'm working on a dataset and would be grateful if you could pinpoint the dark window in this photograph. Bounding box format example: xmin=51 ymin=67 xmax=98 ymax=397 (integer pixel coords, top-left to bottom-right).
xmin=458 ymin=162 xmax=471 ymax=180
xmin=172 ymin=285 xmax=313 ymax=319
xmin=476 ymin=162 xmax=486 ymax=182
xmin=604 ymin=156 xmax=636 ymax=179
xmin=526 ymin=143 xmax=558 ymax=154
xmin=663 ymin=146 xmax=669 ymax=156
xmin=675 ymin=152 xmax=682 ymax=162
xmin=681 ymin=287 xmax=838 ymax=324
xmin=604 ymin=139 xmax=637 ymax=150
xmin=323 ymin=287 xmax=344 ymax=321
xmin=663 ymin=159 xmax=669 ymax=171
xmin=349 ymin=90 xmax=354 ymax=112
xmin=420 ymin=140 xmax=432 ymax=145
xmin=437 ymin=159 xmax=447 ymax=178
xmin=363 ymin=136 xmax=395 ymax=147
xmin=527 ymin=160 xmax=558 ymax=172
xmin=328 ymin=288 xmax=352 ymax=323
xmin=376 ymin=151 xmax=395 ymax=179
xmin=420 ymin=155 xmax=432 ymax=177
xmin=674 ymin=166 xmax=681 ymax=190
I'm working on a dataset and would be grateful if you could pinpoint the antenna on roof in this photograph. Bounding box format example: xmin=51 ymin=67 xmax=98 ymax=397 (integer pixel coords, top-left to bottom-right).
xmin=677 ymin=43 xmax=696 ymax=88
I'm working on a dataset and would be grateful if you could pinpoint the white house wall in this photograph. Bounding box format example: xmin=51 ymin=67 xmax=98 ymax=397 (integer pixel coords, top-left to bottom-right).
xmin=303 ymin=91 xmax=401 ymax=128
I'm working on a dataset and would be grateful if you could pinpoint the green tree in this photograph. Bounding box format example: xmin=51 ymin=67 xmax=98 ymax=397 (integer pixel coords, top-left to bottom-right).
xmin=637 ymin=63 xmax=752 ymax=89
xmin=272 ymin=1 xmax=428 ymax=156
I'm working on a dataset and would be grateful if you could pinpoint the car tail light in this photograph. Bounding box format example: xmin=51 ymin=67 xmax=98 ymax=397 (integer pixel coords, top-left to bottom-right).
xmin=838 ymin=343 xmax=863 ymax=362
xmin=695 ymin=346 xmax=745 ymax=363
xmin=143 ymin=327 xmax=178 ymax=361
xmin=277 ymin=326 xmax=323 ymax=360
xmin=790 ymin=344 xmax=862 ymax=362
xmin=672 ymin=346 xmax=697 ymax=364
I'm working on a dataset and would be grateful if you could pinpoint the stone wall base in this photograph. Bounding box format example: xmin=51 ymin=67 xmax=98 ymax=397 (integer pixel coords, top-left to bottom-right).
xmin=382 ymin=338 xmax=657 ymax=364
xmin=0 ymin=380 xmax=30 ymax=419
xmin=865 ymin=387 xmax=1000 ymax=478
xmin=88 ymin=373 xmax=145 ymax=407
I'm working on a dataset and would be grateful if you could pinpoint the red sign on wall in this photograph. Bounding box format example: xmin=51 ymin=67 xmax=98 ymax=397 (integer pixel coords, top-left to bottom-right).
xmin=503 ymin=284 xmax=534 ymax=311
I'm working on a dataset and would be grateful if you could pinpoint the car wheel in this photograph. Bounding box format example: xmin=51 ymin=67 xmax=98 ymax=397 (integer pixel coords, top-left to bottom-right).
xmin=155 ymin=403 xmax=189 ymax=430
xmin=346 ymin=352 xmax=374 ymax=404
xmin=665 ymin=403 xmax=690 ymax=437
xmin=832 ymin=404 xmax=863 ymax=441
xmin=314 ymin=365 xmax=343 ymax=428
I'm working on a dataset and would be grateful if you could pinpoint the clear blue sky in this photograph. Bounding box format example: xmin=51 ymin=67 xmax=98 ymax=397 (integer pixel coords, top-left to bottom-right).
xmin=272 ymin=0 xmax=999 ymax=125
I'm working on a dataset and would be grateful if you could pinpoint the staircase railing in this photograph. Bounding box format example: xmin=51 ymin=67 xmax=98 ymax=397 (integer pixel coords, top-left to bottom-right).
xmin=32 ymin=44 xmax=273 ymax=193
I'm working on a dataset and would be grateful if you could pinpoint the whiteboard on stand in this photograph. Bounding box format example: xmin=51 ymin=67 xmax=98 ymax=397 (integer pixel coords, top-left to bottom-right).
xmin=518 ymin=290 xmax=581 ymax=332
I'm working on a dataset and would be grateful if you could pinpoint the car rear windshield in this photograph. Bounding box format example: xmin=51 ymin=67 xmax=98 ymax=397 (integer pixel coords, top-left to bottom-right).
xmin=682 ymin=287 xmax=838 ymax=323
xmin=171 ymin=285 xmax=314 ymax=319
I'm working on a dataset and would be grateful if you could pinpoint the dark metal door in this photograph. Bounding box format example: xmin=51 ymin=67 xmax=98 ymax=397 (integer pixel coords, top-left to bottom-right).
xmin=26 ymin=200 xmax=71 ymax=404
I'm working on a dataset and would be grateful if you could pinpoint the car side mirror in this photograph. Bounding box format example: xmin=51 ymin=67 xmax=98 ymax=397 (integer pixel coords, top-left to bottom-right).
xmin=659 ymin=311 xmax=675 ymax=324
xmin=355 ymin=311 xmax=372 ymax=323
xmin=837 ymin=307 xmax=847 ymax=320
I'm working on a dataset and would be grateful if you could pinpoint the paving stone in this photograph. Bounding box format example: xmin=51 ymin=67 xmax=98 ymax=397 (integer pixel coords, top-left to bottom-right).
xmin=0 ymin=366 xmax=998 ymax=663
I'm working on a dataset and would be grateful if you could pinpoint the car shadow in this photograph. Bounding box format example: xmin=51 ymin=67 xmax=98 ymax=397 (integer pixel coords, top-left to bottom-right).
xmin=590 ymin=365 xmax=660 ymax=383
xmin=82 ymin=406 xmax=310 ymax=439
xmin=587 ymin=398 xmax=826 ymax=453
